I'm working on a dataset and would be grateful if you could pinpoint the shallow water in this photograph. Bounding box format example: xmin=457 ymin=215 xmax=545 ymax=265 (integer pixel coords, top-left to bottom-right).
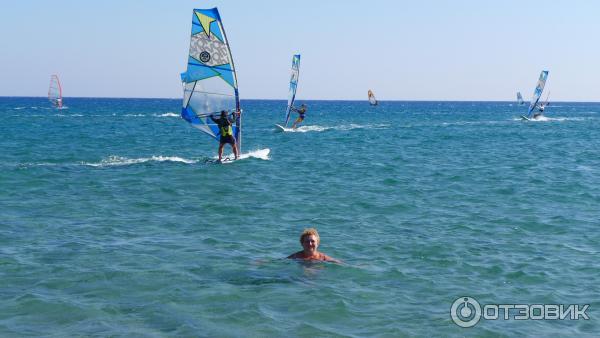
xmin=1 ymin=97 xmax=599 ymax=336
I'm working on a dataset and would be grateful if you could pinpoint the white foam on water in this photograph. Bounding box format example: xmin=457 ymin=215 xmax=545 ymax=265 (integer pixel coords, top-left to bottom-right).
xmin=290 ymin=123 xmax=390 ymax=133
xmin=445 ymin=120 xmax=509 ymax=126
xmin=276 ymin=123 xmax=389 ymax=133
xmin=54 ymin=114 xmax=83 ymax=117
xmin=289 ymin=125 xmax=329 ymax=132
xmin=83 ymin=155 xmax=197 ymax=167
xmin=157 ymin=112 xmax=179 ymax=117
xmin=513 ymin=115 xmax=590 ymax=122
xmin=215 ymin=148 xmax=271 ymax=163
xmin=336 ymin=123 xmax=390 ymax=130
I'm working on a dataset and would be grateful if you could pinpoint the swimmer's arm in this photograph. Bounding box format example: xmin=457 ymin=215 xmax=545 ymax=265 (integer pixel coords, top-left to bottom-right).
xmin=322 ymin=254 xmax=343 ymax=264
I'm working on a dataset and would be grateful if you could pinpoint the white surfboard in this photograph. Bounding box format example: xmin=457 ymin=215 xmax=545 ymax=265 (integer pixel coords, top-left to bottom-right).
xmin=275 ymin=124 xmax=293 ymax=132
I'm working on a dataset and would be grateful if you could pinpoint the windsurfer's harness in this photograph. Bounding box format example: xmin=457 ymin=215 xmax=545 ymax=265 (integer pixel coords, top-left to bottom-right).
xmin=219 ymin=117 xmax=233 ymax=137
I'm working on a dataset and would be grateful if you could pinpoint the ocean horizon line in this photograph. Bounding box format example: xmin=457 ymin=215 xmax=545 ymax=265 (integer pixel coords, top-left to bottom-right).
xmin=2 ymin=95 xmax=600 ymax=104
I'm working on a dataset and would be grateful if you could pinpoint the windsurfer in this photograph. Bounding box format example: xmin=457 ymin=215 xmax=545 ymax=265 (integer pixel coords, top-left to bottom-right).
xmin=210 ymin=110 xmax=240 ymax=162
xmin=290 ymin=104 xmax=307 ymax=129
xmin=533 ymin=103 xmax=546 ymax=119
xmin=287 ymin=228 xmax=341 ymax=263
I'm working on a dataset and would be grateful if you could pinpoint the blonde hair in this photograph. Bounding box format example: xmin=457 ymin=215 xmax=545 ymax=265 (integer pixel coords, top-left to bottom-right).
xmin=300 ymin=228 xmax=320 ymax=244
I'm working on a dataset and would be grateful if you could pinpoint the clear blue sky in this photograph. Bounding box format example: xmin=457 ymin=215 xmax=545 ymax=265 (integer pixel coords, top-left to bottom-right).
xmin=1 ymin=0 xmax=599 ymax=101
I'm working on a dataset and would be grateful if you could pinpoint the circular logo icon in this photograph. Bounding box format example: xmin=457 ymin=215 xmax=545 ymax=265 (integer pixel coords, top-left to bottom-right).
xmin=450 ymin=297 xmax=481 ymax=328
xmin=199 ymin=51 xmax=211 ymax=63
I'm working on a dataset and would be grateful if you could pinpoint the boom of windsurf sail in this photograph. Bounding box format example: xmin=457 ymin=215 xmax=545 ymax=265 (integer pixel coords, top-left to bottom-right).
xmin=284 ymin=54 xmax=301 ymax=127
xmin=368 ymin=89 xmax=378 ymax=105
xmin=516 ymin=92 xmax=524 ymax=105
xmin=540 ymin=91 xmax=550 ymax=108
xmin=180 ymin=8 xmax=241 ymax=152
xmin=48 ymin=75 xmax=63 ymax=108
xmin=527 ymin=70 xmax=548 ymax=117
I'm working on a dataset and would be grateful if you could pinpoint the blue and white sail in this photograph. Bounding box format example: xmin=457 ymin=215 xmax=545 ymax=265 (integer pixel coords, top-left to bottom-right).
xmin=516 ymin=91 xmax=524 ymax=105
xmin=527 ymin=70 xmax=549 ymax=117
xmin=284 ymin=54 xmax=301 ymax=126
xmin=180 ymin=8 xmax=241 ymax=152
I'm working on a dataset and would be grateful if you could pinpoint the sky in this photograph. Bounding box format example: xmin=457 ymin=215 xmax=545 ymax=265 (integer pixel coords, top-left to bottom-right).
xmin=1 ymin=0 xmax=599 ymax=101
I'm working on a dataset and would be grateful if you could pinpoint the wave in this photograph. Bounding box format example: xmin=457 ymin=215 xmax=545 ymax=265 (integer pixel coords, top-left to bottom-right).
xmin=439 ymin=120 xmax=505 ymax=126
xmin=83 ymin=155 xmax=198 ymax=167
xmin=285 ymin=123 xmax=390 ymax=133
xmin=545 ymin=116 xmax=588 ymax=122
xmin=54 ymin=114 xmax=83 ymax=117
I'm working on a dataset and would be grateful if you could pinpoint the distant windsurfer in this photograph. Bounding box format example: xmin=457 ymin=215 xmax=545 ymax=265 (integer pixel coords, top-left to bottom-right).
xmin=290 ymin=103 xmax=307 ymax=129
xmin=368 ymin=90 xmax=378 ymax=105
xmin=287 ymin=228 xmax=341 ymax=263
xmin=210 ymin=110 xmax=240 ymax=162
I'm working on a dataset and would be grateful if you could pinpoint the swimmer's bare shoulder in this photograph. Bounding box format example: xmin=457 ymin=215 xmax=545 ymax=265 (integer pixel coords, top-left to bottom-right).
xmin=287 ymin=251 xmax=342 ymax=263
xmin=287 ymin=251 xmax=303 ymax=259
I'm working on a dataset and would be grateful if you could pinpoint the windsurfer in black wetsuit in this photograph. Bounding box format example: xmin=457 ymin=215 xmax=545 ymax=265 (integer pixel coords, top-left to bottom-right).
xmin=290 ymin=103 xmax=307 ymax=129
xmin=533 ymin=102 xmax=549 ymax=119
xmin=210 ymin=110 xmax=240 ymax=162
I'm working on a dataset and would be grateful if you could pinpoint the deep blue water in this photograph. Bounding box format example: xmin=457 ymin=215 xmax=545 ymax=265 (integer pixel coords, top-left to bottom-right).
xmin=1 ymin=97 xmax=599 ymax=336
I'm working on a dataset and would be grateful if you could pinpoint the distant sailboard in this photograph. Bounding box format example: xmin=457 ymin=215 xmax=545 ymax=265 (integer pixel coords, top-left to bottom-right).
xmin=48 ymin=75 xmax=63 ymax=109
xmin=368 ymin=90 xmax=378 ymax=106
xmin=516 ymin=91 xmax=524 ymax=105
xmin=283 ymin=54 xmax=301 ymax=128
xmin=524 ymin=70 xmax=549 ymax=120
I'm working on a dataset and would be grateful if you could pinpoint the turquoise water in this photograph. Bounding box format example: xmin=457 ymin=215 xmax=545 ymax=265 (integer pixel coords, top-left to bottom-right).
xmin=1 ymin=97 xmax=599 ymax=336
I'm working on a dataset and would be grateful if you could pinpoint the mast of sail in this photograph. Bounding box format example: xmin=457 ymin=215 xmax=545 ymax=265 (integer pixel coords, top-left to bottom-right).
xmin=527 ymin=70 xmax=548 ymax=117
xmin=217 ymin=10 xmax=241 ymax=154
xmin=285 ymin=54 xmax=301 ymax=127
xmin=180 ymin=8 xmax=241 ymax=153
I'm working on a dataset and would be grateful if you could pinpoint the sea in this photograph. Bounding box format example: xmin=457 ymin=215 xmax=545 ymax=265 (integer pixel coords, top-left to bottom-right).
xmin=1 ymin=97 xmax=599 ymax=337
